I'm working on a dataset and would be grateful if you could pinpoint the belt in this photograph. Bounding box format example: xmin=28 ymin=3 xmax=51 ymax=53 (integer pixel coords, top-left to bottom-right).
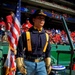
xmin=26 ymin=56 xmax=44 ymax=63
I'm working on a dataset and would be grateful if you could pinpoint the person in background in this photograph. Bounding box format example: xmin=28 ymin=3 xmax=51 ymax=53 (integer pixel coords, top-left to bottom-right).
xmin=16 ymin=9 xmax=52 ymax=75
xmin=22 ymin=18 xmax=32 ymax=32
xmin=6 ymin=11 xmax=15 ymax=32
xmin=0 ymin=17 xmax=6 ymax=41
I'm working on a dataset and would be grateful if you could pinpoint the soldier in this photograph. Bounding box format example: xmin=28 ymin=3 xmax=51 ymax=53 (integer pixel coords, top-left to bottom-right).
xmin=16 ymin=9 xmax=52 ymax=75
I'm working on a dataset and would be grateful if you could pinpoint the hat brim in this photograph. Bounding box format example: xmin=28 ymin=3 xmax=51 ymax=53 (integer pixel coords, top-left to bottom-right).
xmin=29 ymin=14 xmax=49 ymax=25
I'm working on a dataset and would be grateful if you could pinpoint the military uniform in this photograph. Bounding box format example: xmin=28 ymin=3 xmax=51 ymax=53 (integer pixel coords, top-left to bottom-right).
xmin=17 ymin=27 xmax=51 ymax=59
xmin=16 ymin=9 xmax=51 ymax=75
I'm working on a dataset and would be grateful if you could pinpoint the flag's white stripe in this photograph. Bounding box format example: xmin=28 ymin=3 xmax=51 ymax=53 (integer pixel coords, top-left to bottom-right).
xmin=8 ymin=32 xmax=15 ymax=44
xmin=15 ymin=17 xmax=20 ymax=28
xmin=13 ymin=27 xmax=19 ymax=35
xmin=13 ymin=44 xmax=16 ymax=49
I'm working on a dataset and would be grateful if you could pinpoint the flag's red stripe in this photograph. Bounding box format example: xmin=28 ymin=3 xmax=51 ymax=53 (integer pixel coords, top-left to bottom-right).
xmin=14 ymin=22 xmax=20 ymax=35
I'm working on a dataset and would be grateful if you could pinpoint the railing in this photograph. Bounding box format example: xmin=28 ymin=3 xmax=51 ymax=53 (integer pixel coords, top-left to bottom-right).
xmin=24 ymin=0 xmax=75 ymax=15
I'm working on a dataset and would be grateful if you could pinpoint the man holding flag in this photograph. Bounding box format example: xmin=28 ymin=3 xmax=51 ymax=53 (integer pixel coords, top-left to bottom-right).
xmin=4 ymin=0 xmax=21 ymax=75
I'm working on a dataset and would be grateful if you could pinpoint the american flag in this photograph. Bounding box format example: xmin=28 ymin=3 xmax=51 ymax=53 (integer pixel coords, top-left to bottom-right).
xmin=4 ymin=0 xmax=21 ymax=75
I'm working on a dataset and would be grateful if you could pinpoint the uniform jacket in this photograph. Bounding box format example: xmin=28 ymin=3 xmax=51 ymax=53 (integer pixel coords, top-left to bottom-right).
xmin=16 ymin=27 xmax=51 ymax=59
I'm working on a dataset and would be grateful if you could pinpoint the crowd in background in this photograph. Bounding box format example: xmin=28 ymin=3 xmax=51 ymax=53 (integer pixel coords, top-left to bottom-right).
xmin=0 ymin=16 xmax=75 ymax=46
xmin=45 ymin=28 xmax=75 ymax=45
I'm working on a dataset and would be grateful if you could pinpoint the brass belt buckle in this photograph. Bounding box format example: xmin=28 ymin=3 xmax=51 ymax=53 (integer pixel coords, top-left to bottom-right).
xmin=34 ymin=59 xmax=39 ymax=62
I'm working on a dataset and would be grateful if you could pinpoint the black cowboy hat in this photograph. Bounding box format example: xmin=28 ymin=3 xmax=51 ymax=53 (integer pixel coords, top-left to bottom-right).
xmin=29 ymin=9 xmax=48 ymax=25
xmin=32 ymin=9 xmax=47 ymax=17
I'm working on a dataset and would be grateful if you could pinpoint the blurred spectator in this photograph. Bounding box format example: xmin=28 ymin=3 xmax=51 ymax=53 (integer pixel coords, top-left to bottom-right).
xmin=52 ymin=33 xmax=61 ymax=44
xmin=51 ymin=28 xmax=56 ymax=36
xmin=56 ymin=29 xmax=61 ymax=34
xmin=49 ymin=31 xmax=55 ymax=44
xmin=71 ymin=31 xmax=75 ymax=44
xmin=0 ymin=17 xmax=6 ymax=41
xmin=0 ymin=17 xmax=6 ymax=32
xmin=22 ymin=18 xmax=32 ymax=32
xmin=6 ymin=11 xmax=15 ymax=31
xmin=63 ymin=13 xmax=67 ymax=20
xmin=52 ymin=11 xmax=55 ymax=18
xmin=61 ymin=30 xmax=65 ymax=35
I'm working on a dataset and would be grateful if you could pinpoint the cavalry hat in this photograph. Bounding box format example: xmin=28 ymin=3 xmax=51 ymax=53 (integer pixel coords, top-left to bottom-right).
xmin=29 ymin=9 xmax=48 ymax=25
xmin=32 ymin=9 xmax=47 ymax=17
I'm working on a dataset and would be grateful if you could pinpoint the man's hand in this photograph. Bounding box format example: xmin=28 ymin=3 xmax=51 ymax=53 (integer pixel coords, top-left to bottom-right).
xmin=16 ymin=58 xmax=27 ymax=74
xmin=46 ymin=65 xmax=52 ymax=74
xmin=19 ymin=66 xmax=27 ymax=74
xmin=45 ymin=57 xmax=51 ymax=74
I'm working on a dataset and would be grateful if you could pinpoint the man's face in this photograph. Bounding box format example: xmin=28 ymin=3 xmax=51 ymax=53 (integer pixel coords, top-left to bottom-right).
xmin=33 ymin=15 xmax=45 ymax=28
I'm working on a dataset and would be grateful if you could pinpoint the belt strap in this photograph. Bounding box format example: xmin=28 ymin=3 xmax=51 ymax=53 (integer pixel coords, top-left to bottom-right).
xmin=26 ymin=57 xmax=44 ymax=62
xmin=43 ymin=33 xmax=49 ymax=52
xmin=26 ymin=31 xmax=32 ymax=51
